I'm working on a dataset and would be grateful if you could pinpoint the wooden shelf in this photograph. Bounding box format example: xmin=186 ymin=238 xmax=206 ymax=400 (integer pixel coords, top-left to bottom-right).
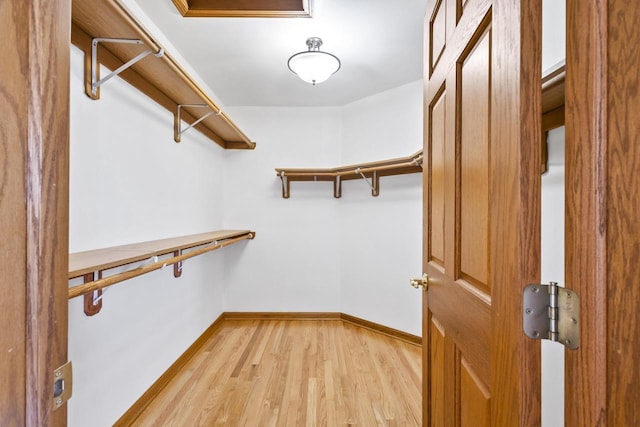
xmin=68 ymin=230 xmax=255 ymax=306
xmin=71 ymin=0 xmax=256 ymax=150
xmin=275 ymin=150 xmax=423 ymax=198
xmin=541 ymin=61 xmax=566 ymax=173
xmin=542 ymin=61 xmax=566 ymax=132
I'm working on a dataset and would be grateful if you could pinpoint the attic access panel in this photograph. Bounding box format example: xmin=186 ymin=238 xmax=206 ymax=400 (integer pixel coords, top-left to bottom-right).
xmin=172 ymin=0 xmax=311 ymax=17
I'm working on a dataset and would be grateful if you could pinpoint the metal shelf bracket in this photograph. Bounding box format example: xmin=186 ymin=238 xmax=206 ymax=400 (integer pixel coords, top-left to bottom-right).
xmin=333 ymin=176 xmax=342 ymax=198
xmin=90 ymin=37 xmax=164 ymax=98
xmin=279 ymin=171 xmax=290 ymax=199
xmin=174 ymin=104 xmax=220 ymax=143
xmin=355 ymin=168 xmax=380 ymax=197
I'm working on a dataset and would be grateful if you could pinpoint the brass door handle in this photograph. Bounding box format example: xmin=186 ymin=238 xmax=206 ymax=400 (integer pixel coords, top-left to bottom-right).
xmin=410 ymin=273 xmax=428 ymax=290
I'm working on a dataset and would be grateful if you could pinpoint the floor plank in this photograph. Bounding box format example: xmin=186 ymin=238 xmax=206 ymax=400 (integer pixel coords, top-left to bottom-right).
xmin=132 ymin=320 xmax=422 ymax=426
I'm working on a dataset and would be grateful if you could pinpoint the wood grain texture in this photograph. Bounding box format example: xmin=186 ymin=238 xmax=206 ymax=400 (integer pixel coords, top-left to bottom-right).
xmin=460 ymin=358 xmax=489 ymax=426
xmin=115 ymin=314 xmax=228 ymax=426
xmin=124 ymin=319 xmax=421 ymax=426
xmin=429 ymin=318 xmax=446 ymax=427
xmin=604 ymin=0 xmax=640 ymax=423
xmin=459 ymin=28 xmax=490 ymax=289
xmin=424 ymin=1 xmax=498 ymax=425
xmin=175 ymin=0 xmax=311 ymax=17
xmin=489 ymin=0 xmax=541 ymax=424
xmin=223 ymin=312 xmax=422 ymax=345
xmin=429 ymin=90 xmax=446 ymax=265
xmin=0 ymin=1 xmax=29 ymax=424
xmin=567 ymin=0 xmax=640 ymax=425
xmin=24 ymin=0 xmax=71 ymax=424
xmin=565 ymin=1 xmax=608 ymax=425
xmin=430 ymin=0 xmax=447 ymax=73
xmin=541 ymin=64 xmax=566 ymax=117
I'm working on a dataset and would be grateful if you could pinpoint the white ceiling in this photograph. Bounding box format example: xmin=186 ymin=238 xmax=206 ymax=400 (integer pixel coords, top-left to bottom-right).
xmin=135 ymin=0 xmax=428 ymax=107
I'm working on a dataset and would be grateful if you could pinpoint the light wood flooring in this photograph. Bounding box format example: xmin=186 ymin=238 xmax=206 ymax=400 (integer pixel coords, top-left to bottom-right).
xmin=131 ymin=319 xmax=422 ymax=426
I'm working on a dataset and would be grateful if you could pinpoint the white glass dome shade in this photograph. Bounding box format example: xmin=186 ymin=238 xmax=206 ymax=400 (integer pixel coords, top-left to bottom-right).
xmin=288 ymin=37 xmax=341 ymax=85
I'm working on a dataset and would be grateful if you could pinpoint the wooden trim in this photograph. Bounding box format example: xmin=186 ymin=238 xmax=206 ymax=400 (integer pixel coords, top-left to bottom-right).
xmin=113 ymin=313 xmax=228 ymax=426
xmin=339 ymin=313 xmax=422 ymax=345
xmin=223 ymin=312 xmax=342 ymax=321
xmin=171 ymin=0 xmax=189 ymax=16
xmin=26 ymin=0 xmax=71 ymax=424
xmin=541 ymin=63 xmax=566 ymax=117
xmin=542 ymin=106 xmax=565 ymax=133
xmin=115 ymin=312 xmax=420 ymax=424
xmin=71 ymin=0 xmax=256 ymax=149
xmin=564 ymin=0 xmax=640 ymax=424
xmin=1 ymin=1 xmax=70 ymax=423
xmin=490 ymin=0 xmax=542 ymax=424
xmin=223 ymin=312 xmax=422 ymax=344
xmin=565 ymin=0 xmax=608 ymax=423
xmin=172 ymin=0 xmax=312 ymax=18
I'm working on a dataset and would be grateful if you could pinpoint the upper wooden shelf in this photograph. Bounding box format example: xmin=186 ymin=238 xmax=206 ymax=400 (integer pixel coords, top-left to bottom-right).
xmin=172 ymin=0 xmax=312 ymax=18
xmin=275 ymin=150 xmax=423 ymax=198
xmin=541 ymin=61 xmax=566 ymax=132
xmin=71 ymin=0 xmax=256 ymax=150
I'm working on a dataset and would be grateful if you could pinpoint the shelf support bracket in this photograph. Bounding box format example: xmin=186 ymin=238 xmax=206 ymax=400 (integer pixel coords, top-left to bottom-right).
xmin=89 ymin=37 xmax=164 ymax=99
xmin=174 ymin=104 xmax=219 ymax=143
xmin=279 ymin=171 xmax=290 ymax=198
xmin=173 ymin=250 xmax=183 ymax=278
xmin=355 ymin=168 xmax=380 ymax=197
xmin=333 ymin=176 xmax=342 ymax=198
xmin=83 ymin=272 xmax=103 ymax=316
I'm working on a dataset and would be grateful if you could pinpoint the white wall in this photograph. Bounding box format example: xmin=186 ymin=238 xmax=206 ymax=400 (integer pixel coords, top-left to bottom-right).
xmin=541 ymin=1 xmax=566 ymax=425
xmin=222 ymin=81 xmax=423 ymax=337
xmin=541 ymin=127 xmax=565 ymax=427
xmin=222 ymin=107 xmax=343 ymax=312
xmin=542 ymin=0 xmax=566 ymax=71
xmin=339 ymin=81 xmax=423 ymax=335
xmin=68 ymin=45 xmax=233 ymax=426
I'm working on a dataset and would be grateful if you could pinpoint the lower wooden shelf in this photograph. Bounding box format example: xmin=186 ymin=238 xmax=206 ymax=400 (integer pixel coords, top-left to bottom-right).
xmin=68 ymin=230 xmax=255 ymax=312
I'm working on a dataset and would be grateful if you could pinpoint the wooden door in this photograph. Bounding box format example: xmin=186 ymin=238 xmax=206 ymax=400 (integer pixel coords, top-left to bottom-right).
xmin=0 ymin=0 xmax=70 ymax=425
xmin=422 ymin=0 xmax=541 ymax=425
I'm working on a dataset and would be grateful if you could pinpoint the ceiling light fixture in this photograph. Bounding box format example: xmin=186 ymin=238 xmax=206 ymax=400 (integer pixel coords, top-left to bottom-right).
xmin=287 ymin=37 xmax=341 ymax=85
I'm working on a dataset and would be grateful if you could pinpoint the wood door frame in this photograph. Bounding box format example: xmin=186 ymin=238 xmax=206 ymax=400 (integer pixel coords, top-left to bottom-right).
xmin=0 ymin=1 xmax=70 ymax=425
xmin=566 ymin=0 xmax=640 ymax=424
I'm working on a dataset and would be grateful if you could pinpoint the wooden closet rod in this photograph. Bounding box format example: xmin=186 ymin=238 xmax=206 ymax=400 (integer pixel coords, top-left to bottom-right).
xmin=68 ymin=232 xmax=253 ymax=299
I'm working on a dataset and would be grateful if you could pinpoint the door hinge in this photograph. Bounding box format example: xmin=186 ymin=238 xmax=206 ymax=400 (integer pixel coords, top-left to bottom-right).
xmin=523 ymin=282 xmax=580 ymax=350
xmin=53 ymin=361 xmax=73 ymax=410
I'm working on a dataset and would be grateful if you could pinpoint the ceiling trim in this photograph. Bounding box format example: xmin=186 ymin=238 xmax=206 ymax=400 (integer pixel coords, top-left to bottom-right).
xmin=171 ymin=0 xmax=312 ymax=18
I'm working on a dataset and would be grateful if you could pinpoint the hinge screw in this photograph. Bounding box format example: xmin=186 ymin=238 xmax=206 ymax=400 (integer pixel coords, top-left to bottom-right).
xmin=56 ymin=399 xmax=62 ymax=406
xmin=525 ymin=308 xmax=533 ymax=315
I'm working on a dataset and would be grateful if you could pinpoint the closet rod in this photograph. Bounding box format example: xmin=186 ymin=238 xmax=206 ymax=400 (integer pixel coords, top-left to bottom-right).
xmin=340 ymin=156 xmax=423 ymax=176
xmin=68 ymin=232 xmax=254 ymax=299
xmin=279 ymin=157 xmax=423 ymax=178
